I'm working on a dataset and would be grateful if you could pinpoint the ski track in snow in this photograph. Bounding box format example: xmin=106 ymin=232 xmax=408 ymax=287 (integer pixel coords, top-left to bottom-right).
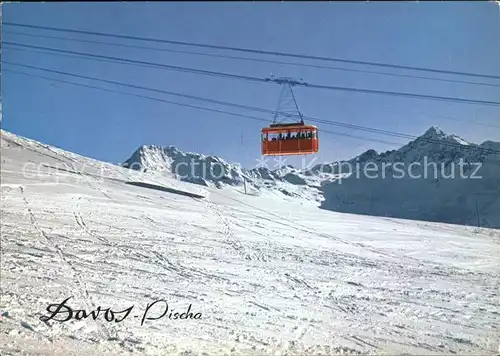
xmin=1 ymin=130 xmax=500 ymax=355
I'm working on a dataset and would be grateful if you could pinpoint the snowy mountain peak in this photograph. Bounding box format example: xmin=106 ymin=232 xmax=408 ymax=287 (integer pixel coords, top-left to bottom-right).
xmin=124 ymin=144 xmax=226 ymax=170
xmin=417 ymin=126 xmax=471 ymax=146
xmin=122 ymin=144 xmax=248 ymax=188
xmin=422 ymin=126 xmax=446 ymax=139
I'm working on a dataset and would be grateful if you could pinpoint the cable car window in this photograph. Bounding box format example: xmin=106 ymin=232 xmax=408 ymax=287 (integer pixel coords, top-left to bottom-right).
xmin=262 ymin=133 xmax=267 ymax=141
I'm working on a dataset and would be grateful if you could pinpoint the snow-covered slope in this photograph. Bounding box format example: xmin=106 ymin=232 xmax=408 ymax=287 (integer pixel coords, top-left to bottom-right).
xmin=1 ymin=129 xmax=500 ymax=355
xmin=122 ymin=127 xmax=500 ymax=229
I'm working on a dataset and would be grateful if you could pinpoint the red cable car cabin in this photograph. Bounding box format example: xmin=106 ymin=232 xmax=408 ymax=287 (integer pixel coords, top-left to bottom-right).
xmin=261 ymin=123 xmax=319 ymax=156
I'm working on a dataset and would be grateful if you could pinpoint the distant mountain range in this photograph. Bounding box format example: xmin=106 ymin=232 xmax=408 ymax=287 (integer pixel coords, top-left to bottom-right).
xmin=122 ymin=126 xmax=500 ymax=229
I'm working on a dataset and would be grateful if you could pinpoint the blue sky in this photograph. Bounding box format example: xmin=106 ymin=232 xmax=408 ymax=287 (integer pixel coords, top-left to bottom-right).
xmin=3 ymin=2 xmax=500 ymax=169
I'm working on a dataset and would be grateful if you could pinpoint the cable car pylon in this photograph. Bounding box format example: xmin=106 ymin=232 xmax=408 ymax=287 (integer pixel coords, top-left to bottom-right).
xmin=261 ymin=76 xmax=319 ymax=157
